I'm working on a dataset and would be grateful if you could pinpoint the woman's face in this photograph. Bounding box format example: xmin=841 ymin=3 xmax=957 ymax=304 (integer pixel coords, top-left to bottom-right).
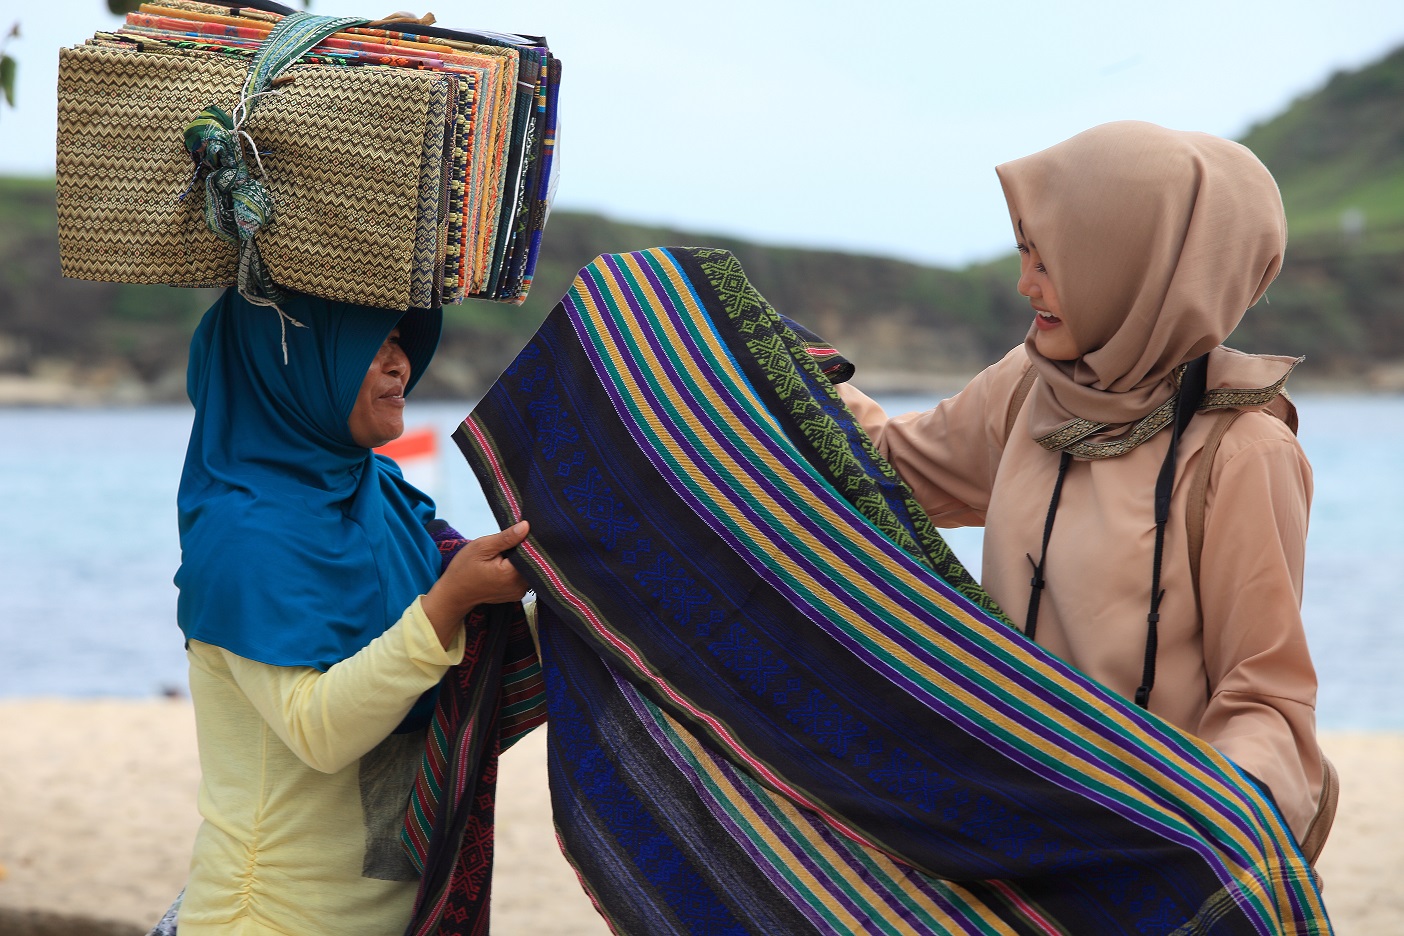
xmin=1017 ymin=237 xmax=1079 ymax=361
xmin=348 ymin=328 xmax=411 ymax=449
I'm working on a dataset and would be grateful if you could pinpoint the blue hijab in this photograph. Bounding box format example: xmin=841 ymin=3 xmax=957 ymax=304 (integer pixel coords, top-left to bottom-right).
xmin=176 ymin=290 xmax=444 ymax=673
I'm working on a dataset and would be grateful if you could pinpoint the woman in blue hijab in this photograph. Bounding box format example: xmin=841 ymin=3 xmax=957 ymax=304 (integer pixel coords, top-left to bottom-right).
xmin=172 ymin=290 xmax=528 ymax=936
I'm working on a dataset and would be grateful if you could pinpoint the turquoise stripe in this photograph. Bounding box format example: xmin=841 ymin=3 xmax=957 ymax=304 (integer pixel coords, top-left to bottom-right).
xmin=500 ymin=696 xmax=544 ymax=719
xmin=501 ymin=663 xmax=542 ymax=684
xmin=569 ymin=256 xmax=1224 ymax=832
xmin=637 ymin=678 xmax=1010 ymax=936
xmin=612 ymin=252 xmax=1301 ymax=881
xmin=464 ymin=252 xmax=1328 ymax=930
xmin=567 ymin=252 xmax=1303 ymax=907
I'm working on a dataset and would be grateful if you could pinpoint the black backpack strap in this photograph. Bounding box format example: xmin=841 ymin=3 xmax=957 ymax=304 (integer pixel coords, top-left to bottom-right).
xmin=1024 ymin=450 xmax=1073 ymax=642
xmin=1135 ymin=353 xmax=1209 ymax=708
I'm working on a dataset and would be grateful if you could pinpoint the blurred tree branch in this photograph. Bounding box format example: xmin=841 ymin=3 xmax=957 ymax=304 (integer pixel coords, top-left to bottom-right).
xmin=1 ymin=23 xmax=18 ymax=116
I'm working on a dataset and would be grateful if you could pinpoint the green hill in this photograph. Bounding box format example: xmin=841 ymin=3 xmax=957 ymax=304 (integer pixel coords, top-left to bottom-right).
xmin=4 ymin=42 xmax=1404 ymax=401
xmin=0 ymin=179 xmax=1030 ymax=401
xmin=1225 ymin=46 xmax=1404 ymax=371
xmin=1242 ymin=44 xmax=1404 ymax=249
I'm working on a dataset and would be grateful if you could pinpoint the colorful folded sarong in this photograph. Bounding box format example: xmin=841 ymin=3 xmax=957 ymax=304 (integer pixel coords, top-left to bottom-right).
xmin=443 ymin=247 xmax=1332 ymax=934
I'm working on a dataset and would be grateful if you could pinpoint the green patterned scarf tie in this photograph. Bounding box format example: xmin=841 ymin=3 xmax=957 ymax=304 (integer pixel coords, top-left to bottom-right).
xmin=181 ymin=12 xmax=367 ymax=351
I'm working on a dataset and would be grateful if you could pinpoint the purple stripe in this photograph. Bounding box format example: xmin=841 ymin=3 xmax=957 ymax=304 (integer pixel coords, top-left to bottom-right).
xmin=612 ymin=671 xmax=838 ymax=933
xmin=568 ymin=258 xmax=1249 ymax=860
xmin=602 ymin=252 xmax=1276 ymax=842
xmin=594 ymin=261 xmax=1270 ymax=875
xmin=617 ymin=667 xmax=991 ymax=936
xmin=566 ymin=255 xmax=1269 ymax=873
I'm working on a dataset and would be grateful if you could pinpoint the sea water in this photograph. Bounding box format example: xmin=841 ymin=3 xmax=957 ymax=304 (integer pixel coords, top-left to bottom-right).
xmin=0 ymin=396 xmax=1399 ymax=729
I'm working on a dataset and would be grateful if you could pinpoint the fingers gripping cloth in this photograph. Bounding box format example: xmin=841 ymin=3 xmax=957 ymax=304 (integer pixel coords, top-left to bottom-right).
xmin=181 ymin=12 xmax=367 ymax=360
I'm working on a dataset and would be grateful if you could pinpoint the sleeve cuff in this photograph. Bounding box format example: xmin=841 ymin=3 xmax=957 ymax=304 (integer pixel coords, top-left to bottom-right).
xmin=405 ymin=595 xmax=467 ymax=666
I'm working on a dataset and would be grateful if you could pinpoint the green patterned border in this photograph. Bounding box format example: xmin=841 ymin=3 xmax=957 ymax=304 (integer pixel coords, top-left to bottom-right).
xmin=688 ymin=248 xmax=1010 ymax=624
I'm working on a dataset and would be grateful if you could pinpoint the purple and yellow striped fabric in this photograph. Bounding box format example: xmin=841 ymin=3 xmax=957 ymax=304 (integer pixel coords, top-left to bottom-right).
xmin=453 ymin=247 xmax=1331 ymax=935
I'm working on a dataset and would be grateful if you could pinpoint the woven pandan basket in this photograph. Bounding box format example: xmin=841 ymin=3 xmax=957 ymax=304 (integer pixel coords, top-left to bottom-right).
xmin=56 ymin=43 xmax=451 ymax=310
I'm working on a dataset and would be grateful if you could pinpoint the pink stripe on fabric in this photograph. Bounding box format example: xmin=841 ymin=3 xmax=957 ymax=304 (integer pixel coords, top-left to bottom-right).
xmin=462 ymin=414 xmax=894 ymax=860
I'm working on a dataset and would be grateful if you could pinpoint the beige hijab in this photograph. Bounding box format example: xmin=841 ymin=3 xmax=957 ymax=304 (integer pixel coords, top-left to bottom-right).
xmin=995 ymin=121 xmax=1297 ymax=452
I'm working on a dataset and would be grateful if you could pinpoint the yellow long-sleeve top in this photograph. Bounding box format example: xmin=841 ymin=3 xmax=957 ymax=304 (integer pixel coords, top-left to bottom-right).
xmin=178 ymin=596 xmax=464 ymax=936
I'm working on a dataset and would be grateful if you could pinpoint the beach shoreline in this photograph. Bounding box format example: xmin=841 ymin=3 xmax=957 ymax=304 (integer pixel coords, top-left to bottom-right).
xmin=1 ymin=368 xmax=1401 ymax=408
xmin=0 ymin=699 xmax=1396 ymax=934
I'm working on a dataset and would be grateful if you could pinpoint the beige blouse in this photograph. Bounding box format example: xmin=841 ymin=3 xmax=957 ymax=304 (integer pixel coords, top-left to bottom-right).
xmin=840 ymin=345 xmax=1323 ymax=842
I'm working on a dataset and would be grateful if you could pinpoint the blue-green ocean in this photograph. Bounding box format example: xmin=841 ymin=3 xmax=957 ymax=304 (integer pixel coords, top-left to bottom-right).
xmin=1 ymin=395 xmax=1399 ymax=729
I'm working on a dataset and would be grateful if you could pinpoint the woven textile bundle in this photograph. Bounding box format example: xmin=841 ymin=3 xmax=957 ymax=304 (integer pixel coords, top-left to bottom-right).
xmin=446 ymin=247 xmax=1332 ymax=934
xmin=56 ymin=0 xmax=560 ymax=308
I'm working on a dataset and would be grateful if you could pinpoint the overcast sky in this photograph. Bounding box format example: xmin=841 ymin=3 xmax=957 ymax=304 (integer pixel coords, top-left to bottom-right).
xmin=5 ymin=0 xmax=1404 ymax=266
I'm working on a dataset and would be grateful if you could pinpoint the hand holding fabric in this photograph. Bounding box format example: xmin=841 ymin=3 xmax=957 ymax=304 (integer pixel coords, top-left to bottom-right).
xmin=421 ymin=521 xmax=531 ymax=646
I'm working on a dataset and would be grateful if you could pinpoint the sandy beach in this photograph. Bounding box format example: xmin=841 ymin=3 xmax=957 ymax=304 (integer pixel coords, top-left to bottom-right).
xmin=0 ymin=700 xmax=1396 ymax=935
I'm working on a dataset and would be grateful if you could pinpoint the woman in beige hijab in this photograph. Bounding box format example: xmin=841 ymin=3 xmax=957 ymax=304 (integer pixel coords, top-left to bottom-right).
xmin=839 ymin=121 xmax=1330 ymax=855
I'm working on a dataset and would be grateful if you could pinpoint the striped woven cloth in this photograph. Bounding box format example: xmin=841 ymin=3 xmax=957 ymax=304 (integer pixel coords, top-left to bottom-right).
xmin=453 ymin=247 xmax=1332 ymax=935
xmin=399 ymin=525 xmax=547 ymax=936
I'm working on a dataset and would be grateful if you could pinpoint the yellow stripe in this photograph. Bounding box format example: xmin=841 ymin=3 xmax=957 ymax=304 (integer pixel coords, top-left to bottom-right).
xmin=581 ymin=258 xmax=1263 ymax=847
xmin=575 ymin=252 xmax=1275 ymax=870
xmin=662 ymin=704 xmax=1018 ymax=935
xmin=642 ymin=253 xmax=1310 ymax=917
xmin=661 ymin=707 xmax=877 ymax=933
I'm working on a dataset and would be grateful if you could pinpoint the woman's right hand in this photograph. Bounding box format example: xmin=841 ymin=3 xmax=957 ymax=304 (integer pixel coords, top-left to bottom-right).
xmin=421 ymin=521 xmax=531 ymax=648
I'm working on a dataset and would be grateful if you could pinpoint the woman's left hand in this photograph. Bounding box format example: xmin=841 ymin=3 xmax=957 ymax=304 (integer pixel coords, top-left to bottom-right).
xmin=421 ymin=521 xmax=531 ymax=647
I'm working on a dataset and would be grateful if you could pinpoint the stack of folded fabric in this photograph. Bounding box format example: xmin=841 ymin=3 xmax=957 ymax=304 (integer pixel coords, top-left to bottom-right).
xmin=56 ymin=0 xmax=560 ymax=309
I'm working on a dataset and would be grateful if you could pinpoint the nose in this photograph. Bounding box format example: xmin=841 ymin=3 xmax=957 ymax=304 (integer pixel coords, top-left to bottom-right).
xmin=379 ymin=342 xmax=410 ymax=381
xmin=1017 ymin=259 xmax=1040 ymax=300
